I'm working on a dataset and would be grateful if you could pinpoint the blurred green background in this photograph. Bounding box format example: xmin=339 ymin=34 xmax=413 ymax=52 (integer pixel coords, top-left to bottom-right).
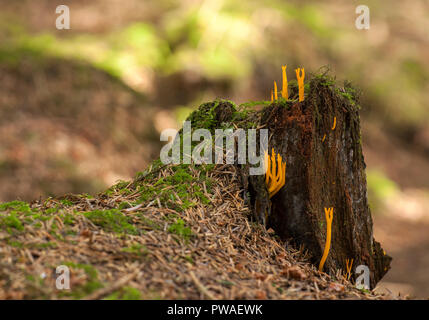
xmin=0 ymin=0 xmax=428 ymax=298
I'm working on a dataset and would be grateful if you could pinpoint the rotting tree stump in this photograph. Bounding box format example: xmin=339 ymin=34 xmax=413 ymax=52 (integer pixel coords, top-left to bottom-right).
xmin=185 ymin=74 xmax=391 ymax=288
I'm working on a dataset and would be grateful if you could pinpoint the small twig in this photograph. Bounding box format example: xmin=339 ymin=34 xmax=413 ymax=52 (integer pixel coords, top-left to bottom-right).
xmin=124 ymin=203 xmax=144 ymax=212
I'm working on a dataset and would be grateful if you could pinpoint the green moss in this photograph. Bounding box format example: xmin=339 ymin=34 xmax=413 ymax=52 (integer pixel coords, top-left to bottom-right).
xmin=240 ymin=100 xmax=271 ymax=108
xmin=82 ymin=209 xmax=138 ymax=235
xmin=138 ymin=215 xmax=161 ymax=230
xmin=186 ymin=100 xmax=221 ymax=131
xmin=115 ymin=181 xmax=130 ymax=190
xmin=49 ymin=230 xmax=65 ymax=241
xmin=1 ymin=212 xmax=24 ymax=233
xmin=314 ymin=74 xmax=336 ymax=87
xmin=168 ymin=218 xmax=193 ymax=241
xmin=60 ymin=262 xmax=103 ymax=299
xmin=118 ymin=202 xmax=131 ymax=210
xmin=186 ymin=99 xmax=242 ymax=132
xmin=104 ymin=180 xmax=133 ymax=196
xmin=334 ymin=81 xmax=359 ymax=106
xmin=60 ymin=213 xmax=76 ymax=225
xmin=0 ymin=200 xmax=30 ymax=212
xmin=219 ymin=279 xmax=234 ymax=287
xmin=44 ymin=207 xmax=59 ymax=215
xmin=104 ymin=286 xmax=142 ymax=300
xmin=27 ymin=211 xmax=52 ymax=222
xmin=60 ymin=199 xmax=74 ymax=207
xmin=134 ymin=171 xmax=145 ymax=180
xmin=137 ymin=163 xmax=213 ymax=212
xmin=359 ymin=287 xmax=371 ymax=294
xmin=182 ymin=255 xmax=194 ymax=264
xmin=121 ymin=243 xmax=148 ymax=256
xmin=7 ymin=239 xmax=24 ymax=248
xmin=30 ymin=242 xmax=58 ymax=249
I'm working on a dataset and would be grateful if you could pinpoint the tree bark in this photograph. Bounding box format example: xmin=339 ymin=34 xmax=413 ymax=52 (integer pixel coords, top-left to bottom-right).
xmin=258 ymin=79 xmax=391 ymax=288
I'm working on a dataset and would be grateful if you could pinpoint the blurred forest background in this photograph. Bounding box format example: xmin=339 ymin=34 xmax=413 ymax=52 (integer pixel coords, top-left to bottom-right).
xmin=0 ymin=0 xmax=428 ymax=298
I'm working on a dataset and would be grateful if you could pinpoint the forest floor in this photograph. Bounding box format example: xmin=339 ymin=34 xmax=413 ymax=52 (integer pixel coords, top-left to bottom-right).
xmin=0 ymin=163 xmax=397 ymax=300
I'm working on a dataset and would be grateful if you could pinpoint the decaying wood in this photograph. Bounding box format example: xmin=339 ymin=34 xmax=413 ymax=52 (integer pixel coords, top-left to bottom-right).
xmin=198 ymin=76 xmax=391 ymax=288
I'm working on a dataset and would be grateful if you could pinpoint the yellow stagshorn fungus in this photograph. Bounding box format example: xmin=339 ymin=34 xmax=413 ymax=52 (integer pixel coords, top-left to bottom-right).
xmin=345 ymin=258 xmax=354 ymax=280
xmin=332 ymin=117 xmax=337 ymax=130
xmin=271 ymin=90 xmax=274 ymax=102
xmin=281 ymin=65 xmax=289 ymax=99
xmin=319 ymin=207 xmax=334 ymax=272
xmin=295 ymin=68 xmax=305 ymax=102
xmin=273 ymin=81 xmax=278 ymax=100
xmin=264 ymin=148 xmax=286 ymax=199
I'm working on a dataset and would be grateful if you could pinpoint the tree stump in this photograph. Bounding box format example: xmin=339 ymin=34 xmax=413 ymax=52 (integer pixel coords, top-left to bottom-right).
xmin=186 ymin=74 xmax=391 ymax=288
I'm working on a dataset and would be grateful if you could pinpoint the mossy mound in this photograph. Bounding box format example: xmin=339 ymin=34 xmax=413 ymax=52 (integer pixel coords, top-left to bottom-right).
xmin=0 ymin=162 xmax=390 ymax=300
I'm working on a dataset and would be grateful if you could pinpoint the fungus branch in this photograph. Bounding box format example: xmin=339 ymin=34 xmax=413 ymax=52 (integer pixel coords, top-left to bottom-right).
xmin=345 ymin=258 xmax=354 ymax=280
xmin=281 ymin=65 xmax=288 ymax=99
xmin=274 ymin=81 xmax=278 ymax=100
xmin=295 ymin=68 xmax=305 ymax=102
xmin=264 ymin=149 xmax=286 ymax=199
xmin=319 ymin=207 xmax=334 ymax=272
xmin=332 ymin=117 xmax=337 ymax=130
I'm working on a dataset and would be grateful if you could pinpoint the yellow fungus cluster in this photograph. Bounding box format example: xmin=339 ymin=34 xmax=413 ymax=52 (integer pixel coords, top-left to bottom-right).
xmin=274 ymin=81 xmax=278 ymax=100
xmin=270 ymin=65 xmax=305 ymax=102
xmin=281 ymin=65 xmax=288 ymax=99
xmin=321 ymin=117 xmax=336 ymax=143
xmin=264 ymin=149 xmax=286 ymax=199
xmin=319 ymin=207 xmax=334 ymax=272
xmin=345 ymin=258 xmax=354 ymax=280
xmin=295 ymin=68 xmax=305 ymax=102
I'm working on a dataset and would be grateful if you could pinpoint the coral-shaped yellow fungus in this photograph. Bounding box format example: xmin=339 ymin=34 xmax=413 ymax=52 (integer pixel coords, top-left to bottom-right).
xmin=295 ymin=68 xmax=305 ymax=102
xmin=281 ymin=65 xmax=289 ymax=99
xmin=322 ymin=134 xmax=326 ymax=142
xmin=271 ymin=90 xmax=274 ymax=102
xmin=264 ymin=148 xmax=286 ymax=199
xmin=332 ymin=117 xmax=337 ymax=130
xmin=319 ymin=207 xmax=334 ymax=272
xmin=345 ymin=258 xmax=354 ymax=280
xmin=274 ymin=81 xmax=278 ymax=100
